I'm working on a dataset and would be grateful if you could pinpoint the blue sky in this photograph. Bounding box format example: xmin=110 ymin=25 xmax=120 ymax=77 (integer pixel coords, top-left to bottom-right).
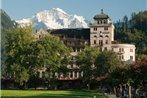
xmin=1 ymin=0 xmax=147 ymax=22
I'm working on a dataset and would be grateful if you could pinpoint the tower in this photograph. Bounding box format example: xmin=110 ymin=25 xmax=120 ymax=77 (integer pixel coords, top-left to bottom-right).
xmin=89 ymin=9 xmax=114 ymax=51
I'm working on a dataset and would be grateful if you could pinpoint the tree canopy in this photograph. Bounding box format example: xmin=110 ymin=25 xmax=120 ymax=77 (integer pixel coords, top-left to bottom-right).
xmin=3 ymin=26 xmax=70 ymax=89
xmin=76 ymin=46 xmax=100 ymax=89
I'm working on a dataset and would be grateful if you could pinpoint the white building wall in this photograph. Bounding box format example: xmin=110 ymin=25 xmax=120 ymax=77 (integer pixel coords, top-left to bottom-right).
xmin=111 ymin=44 xmax=135 ymax=64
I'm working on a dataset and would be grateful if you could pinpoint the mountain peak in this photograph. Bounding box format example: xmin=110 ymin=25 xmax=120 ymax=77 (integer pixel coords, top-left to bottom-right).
xmin=16 ymin=8 xmax=89 ymax=30
xmin=52 ymin=8 xmax=67 ymax=14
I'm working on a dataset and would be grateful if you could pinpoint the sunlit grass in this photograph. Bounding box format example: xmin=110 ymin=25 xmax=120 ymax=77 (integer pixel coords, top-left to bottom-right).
xmin=1 ymin=90 xmax=106 ymax=98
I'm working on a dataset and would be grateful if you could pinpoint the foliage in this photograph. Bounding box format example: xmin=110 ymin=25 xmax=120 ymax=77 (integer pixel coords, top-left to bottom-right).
xmin=1 ymin=9 xmax=17 ymax=71
xmin=131 ymin=11 xmax=147 ymax=32
xmin=76 ymin=46 xmax=100 ymax=89
xmin=107 ymin=55 xmax=147 ymax=92
xmin=3 ymin=26 xmax=70 ymax=89
xmin=115 ymin=10 xmax=147 ymax=55
xmin=1 ymin=9 xmax=17 ymax=31
xmin=95 ymin=51 xmax=122 ymax=76
xmin=129 ymin=55 xmax=147 ymax=88
xmin=28 ymin=34 xmax=70 ymax=85
xmin=3 ymin=26 xmax=34 ymax=87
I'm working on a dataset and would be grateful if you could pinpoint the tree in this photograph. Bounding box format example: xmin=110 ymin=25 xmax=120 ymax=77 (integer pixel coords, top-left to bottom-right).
xmin=129 ymin=55 xmax=147 ymax=88
xmin=76 ymin=46 xmax=100 ymax=89
xmin=123 ymin=15 xmax=128 ymax=32
xmin=4 ymin=26 xmax=34 ymax=89
xmin=3 ymin=25 xmax=70 ymax=89
xmin=115 ymin=11 xmax=147 ymax=55
xmin=131 ymin=11 xmax=147 ymax=32
xmin=1 ymin=9 xmax=17 ymax=77
xmin=28 ymin=34 xmax=70 ymax=89
xmin=95 ymin=51 xmax=122 ymax=76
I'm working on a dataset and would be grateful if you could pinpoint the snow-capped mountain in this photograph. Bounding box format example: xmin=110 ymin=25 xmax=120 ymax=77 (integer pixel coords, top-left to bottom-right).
xmin=16 ymin=8 xmax=89 ymax=31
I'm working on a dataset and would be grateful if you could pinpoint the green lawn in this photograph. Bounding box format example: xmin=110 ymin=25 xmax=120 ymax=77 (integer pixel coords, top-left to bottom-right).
xmin=1 ymin=90 xmax=106 ymax=98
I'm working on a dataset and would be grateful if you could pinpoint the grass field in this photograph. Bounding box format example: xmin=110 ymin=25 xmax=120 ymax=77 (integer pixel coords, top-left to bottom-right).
xmin=1 ymin=90 xmax=107 ymax=98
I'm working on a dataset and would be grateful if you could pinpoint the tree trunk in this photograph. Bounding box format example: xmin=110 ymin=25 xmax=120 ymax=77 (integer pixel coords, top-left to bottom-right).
xmin=87 ymin=83 xmax=90 ymax=90
xmin=114 ymin=86 xmax=116 ymax=94
xmin=128 ymin=84 xmax=132 ymax=98
xmin=120 ymin=84 xmax=122 ymax=95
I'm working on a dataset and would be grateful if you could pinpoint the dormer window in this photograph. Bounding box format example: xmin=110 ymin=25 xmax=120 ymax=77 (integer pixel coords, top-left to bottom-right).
xmin=102 ymin=20 xmax=104 ymax=24
xmin=104 ymin=20 xmax=107 ymax=24
xmin=98 ymin=20 xmax=102 ymax=24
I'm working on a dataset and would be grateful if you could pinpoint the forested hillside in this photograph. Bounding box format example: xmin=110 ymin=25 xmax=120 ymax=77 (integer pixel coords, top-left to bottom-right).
xmin=115 ymin=10 xmax=147 ymax=55
xmin=1 ymin=9 xmax=17 ymax=67
xmin=1 ymin=9 xmax=17 ymax=31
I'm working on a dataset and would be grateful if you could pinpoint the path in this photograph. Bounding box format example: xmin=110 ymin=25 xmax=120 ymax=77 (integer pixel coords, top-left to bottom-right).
xmin=105 ymin=93 xmax=116 ymax=98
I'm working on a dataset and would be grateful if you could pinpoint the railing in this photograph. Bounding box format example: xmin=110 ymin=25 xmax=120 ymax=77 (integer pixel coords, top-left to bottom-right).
xmin=56 ymin=77 xmax=81 ymax=80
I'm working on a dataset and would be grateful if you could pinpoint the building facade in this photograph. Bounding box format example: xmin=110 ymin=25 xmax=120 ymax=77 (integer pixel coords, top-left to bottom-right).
xmin=35 ymin=10 xmax=136 ymax=89
xmin=35 ymin=10 xmax=136 ymax=64
xmin=89 ymin=9 xmax=135 ymax=63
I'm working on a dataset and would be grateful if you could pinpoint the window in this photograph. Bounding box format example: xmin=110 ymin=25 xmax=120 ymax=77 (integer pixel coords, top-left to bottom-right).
xmin=104 ymin=20 xmax=107 ymax=24
xmin=100 ymin=35 xmax=103 ymax=37
xmin=119 ymin=48 xmax=121 ymax=52
xmin=98 ymin=21 xmax=100 ymax=24
xmin=70 ymin=72 xmax=73 ymax=78
xmin=122 ymin=48 xmax=124 ymax=52
xmin=102 ymin=20 xmax=104 ymax=24
xmin=119 ymin=48 xmax=124 ymax=52
xmin=118 ymin=55 xmax=124 ymax=60
xmin=77 ymin=48 xmax=80 ymax=52
xmin=71 ymin=64 xmax=73 ymax=68
xmin=99 ymin=47 xmax=102 ymax=51
xmin=122 ymin=55 xmax=124 ymax=59
xmin=112 ymin=48 xmax=114 ymax=51
xmin=94 ymin=28 xmax=97 ymax=31
xmin=74 ymin=72 xmax=77 ymax=78
xmin=130 ymin=56 xmax=133 ymax=60
xmin=39 ymin=35 xmax=41 ymax=39
xmin=94 ymin=40 xmax=96 ymax=44
xmin=105 ymin=35 xmax=109 ymax=37
xmin=104 ymin=27 xmax=108 ymax=30
xmin=118 ymin=56 xmax=121 ymax=60
xmin=104 ymin=47 xmax=107 ymax=51
xmin=99 ymin=40 xmax=103 ymax=45
xmin=105 ymin=40 xmax=108 ymax=44
xmin=73 ymin=48 xmax=76 ymax=52
xmin=130 ymin=49 xmax=133 ymax=52
xmin=94 ymin=35 xmax=97 ymax=38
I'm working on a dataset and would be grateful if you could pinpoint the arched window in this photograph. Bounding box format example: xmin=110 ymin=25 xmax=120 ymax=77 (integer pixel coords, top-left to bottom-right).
xmin=100 ymin=35 xmax=103 ymax=37
xmin=94 ymin=35 xmax=97 ymax=38
xmin=105 ymin=35 xmax=109 ymax=38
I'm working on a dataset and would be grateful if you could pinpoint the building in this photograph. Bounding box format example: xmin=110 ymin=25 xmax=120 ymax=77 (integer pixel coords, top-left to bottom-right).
xmin=35 ymin=10 xmax=136 ymax=89
xmin=49 ymin=9 xmax=135 ymax=64
xmin=89 ymin=9 xmax=135 ymax=64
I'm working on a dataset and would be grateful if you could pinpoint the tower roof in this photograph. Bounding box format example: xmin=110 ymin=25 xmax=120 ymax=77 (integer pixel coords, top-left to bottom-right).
xmin=93 ymin=9 xmax=109 ymax=20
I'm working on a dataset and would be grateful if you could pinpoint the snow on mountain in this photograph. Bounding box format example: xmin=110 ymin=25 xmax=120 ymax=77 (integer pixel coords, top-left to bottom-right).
xmin=16 ymin=8 xmax=89 ymax=31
